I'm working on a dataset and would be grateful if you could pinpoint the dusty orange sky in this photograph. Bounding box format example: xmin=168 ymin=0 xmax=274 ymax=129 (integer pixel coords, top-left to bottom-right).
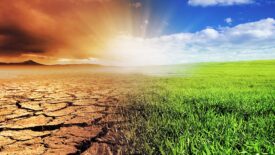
xmin=0 ymin=0 xmax=137 ymax=64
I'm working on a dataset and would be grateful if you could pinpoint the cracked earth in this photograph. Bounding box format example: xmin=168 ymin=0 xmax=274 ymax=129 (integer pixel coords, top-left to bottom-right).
xmin=0 ymin=68 xmax=136 ymax=155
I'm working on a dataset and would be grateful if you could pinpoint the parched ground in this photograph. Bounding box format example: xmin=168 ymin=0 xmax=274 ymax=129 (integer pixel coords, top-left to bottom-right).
xmin=0 ymin=67 xmax=140 ymax=155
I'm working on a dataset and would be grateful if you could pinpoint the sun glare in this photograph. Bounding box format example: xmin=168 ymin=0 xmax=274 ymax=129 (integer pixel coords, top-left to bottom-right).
xmin=105 ymin=35 xmax=168 ymax=66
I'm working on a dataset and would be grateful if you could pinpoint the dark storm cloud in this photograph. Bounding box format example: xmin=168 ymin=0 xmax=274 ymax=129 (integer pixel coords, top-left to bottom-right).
xmin=0 ymin=0 xmax=131 ymax=61
xmin=0 ymin=25 xmax=49 ymax=55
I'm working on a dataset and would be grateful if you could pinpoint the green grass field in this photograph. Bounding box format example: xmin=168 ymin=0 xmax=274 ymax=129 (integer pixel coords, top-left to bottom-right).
xmin=124 ymin=60 xmax=275 ymax=154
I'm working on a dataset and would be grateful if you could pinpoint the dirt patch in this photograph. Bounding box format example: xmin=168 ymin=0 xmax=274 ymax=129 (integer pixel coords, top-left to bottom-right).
xmin=0 ymin=70 xmax=137 ymax=155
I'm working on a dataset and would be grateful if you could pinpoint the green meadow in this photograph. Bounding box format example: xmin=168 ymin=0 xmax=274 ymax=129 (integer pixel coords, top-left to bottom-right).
xmin=124 ymin=60 xmax=275 ymax=154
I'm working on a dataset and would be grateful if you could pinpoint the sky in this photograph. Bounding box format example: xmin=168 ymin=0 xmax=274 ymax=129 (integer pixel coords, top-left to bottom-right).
xmin=0 ymin=0 xmax=275 ymax=66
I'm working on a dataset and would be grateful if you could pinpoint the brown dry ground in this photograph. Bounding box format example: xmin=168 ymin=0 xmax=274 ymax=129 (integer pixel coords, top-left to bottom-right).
xmin=0 ymin=66 xmax=143 ymax=155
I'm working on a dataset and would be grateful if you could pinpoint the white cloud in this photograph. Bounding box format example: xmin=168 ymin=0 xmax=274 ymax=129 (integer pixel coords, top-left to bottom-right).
xmin=103 ymin=18 xmax=275 ymax=66
xmin=199 ymin=28 xmax=220 ymax=39
xmin=225 ymin=17 xmax=233 ymax=24
xmin=188 ymin=0 xmax=254 ymax=6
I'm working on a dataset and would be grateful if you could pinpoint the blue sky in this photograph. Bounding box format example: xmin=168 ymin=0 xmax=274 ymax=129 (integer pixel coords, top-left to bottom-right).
xmin=102 ymin=0 xmax=275 ymax=66
xmin=133 ymin=0 xmax=275 ymax=36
